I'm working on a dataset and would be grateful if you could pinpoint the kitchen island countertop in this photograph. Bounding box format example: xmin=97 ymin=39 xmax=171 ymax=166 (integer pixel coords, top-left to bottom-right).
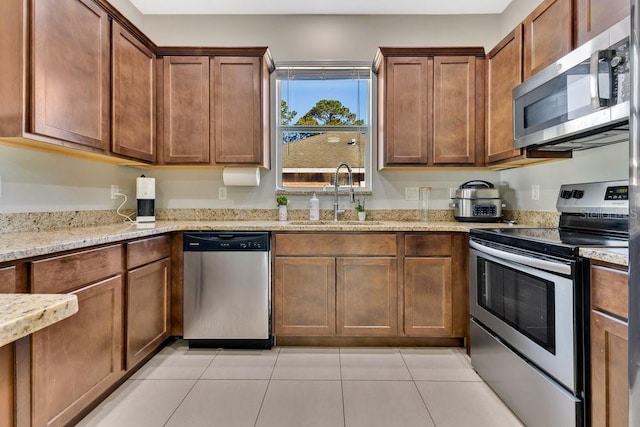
xmin=0 ymin=293 xmax=78 ymax=347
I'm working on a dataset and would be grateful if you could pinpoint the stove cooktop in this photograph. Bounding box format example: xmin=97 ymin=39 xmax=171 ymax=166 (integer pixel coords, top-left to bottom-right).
xmin=470 ymin=227 xmax=628 ymax=258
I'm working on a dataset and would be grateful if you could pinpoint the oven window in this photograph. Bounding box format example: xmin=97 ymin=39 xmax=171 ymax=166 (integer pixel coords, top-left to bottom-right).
xmin=477 ymin=258 xmax=556 ymax=354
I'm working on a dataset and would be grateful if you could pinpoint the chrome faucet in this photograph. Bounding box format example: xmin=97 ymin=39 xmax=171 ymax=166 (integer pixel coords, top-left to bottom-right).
xmin=334 ymin=162 xmax=355 ymax=221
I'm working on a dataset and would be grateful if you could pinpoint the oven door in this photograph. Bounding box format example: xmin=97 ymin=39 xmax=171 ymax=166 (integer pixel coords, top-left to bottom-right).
xmin=469 ymin=239 xmax=578 ymax=393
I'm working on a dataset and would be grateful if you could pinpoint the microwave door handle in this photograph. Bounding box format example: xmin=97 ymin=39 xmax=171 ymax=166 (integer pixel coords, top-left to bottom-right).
xmin=590 ymin=51 xmax=602 ymax=109
xmin=469 ymin=240 xmax=571 ymax=275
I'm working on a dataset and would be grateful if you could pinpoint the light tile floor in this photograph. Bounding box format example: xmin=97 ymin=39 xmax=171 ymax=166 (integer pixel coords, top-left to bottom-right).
xmin=78 ymin=340 xmax=524 ymax=427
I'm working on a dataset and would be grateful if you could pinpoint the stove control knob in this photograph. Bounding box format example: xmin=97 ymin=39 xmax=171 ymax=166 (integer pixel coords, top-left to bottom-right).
xmin=560 ymin=190 xmax=572 ymax=199
xmin=572 ymin=190 xmax=584 ymax=199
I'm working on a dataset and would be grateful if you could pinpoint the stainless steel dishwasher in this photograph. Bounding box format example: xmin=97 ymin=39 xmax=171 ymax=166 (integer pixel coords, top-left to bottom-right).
xmin=183 ymin=232 xmax=272 ymax=349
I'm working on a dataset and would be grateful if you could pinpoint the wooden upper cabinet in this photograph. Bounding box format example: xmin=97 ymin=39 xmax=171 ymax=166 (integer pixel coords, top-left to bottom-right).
xmin=486 ymin=26 xmax=523 ymax=164
xmin=382 ymin=57 xmax=432 ymax=165
xmin=433 ymin=56 xmax=479 ymax=165
xmin=212 ymin=56 xmax=262 ymax=164
xmin=522 ymin=0 xmax=572 ymax=79
xmin=112 ymin=21 xmax=156 ymax=162
xmin=574 ymin=0 xmax=630 ymax=47
xmin=32 ymin=0 xmax=110 ymax=150
xmin=161 ymin=56 xmax=211 ymax=164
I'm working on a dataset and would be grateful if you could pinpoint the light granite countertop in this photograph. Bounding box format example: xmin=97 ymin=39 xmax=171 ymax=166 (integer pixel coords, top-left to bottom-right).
xmin=0 ymin=220 xmax=520 ymax=263
xmin=0 ymin=293 xmax=78 ymax=347
xmin=579 ymin=247 xmax=629 ymax=267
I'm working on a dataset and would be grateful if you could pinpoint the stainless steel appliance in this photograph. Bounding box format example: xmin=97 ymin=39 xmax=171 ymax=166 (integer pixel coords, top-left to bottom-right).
xmin=513 ymin=17 xmax=630 ymax=152
xmin=183 ymin=232 xmax=273 ymax=349
xmin=629 ymin=1 xmax=640 ymax=423
xmin=470 ymin=180 xmax=628 ymax=427
xmin=450 ymin=180 xmax=503 ymax=222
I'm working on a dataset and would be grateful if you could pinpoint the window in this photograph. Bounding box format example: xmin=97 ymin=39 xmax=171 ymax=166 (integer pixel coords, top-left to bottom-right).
xmin=275 ymin=63 xmax=372 ymax=191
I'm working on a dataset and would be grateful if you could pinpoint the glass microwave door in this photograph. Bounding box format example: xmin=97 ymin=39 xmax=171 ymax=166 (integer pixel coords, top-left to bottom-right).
xmin=514 ymin=60 xmax=612 ymax=139
xmin=477 ymin=257 xmax=556 ymax=354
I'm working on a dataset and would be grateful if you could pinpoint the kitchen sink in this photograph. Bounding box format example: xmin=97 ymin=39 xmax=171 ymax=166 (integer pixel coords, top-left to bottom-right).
xmin=288 ymin=220 xmax=383 ymax=226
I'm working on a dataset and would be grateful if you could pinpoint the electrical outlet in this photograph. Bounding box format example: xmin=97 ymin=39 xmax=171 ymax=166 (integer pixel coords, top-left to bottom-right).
xmin=405 ymin=187 xmax=419 ymax=201
xmin=218 ymin=187 xmax=227 ymax=200
xmin=531 ymin=184 xmax=540 ymax=201
xmin=110 ymin=184 xmax=119 ymax=200
xmin=0 ymin=176 xmax=2 ymax=198
xmin=449 ymin=187 xmax=457 ymax=198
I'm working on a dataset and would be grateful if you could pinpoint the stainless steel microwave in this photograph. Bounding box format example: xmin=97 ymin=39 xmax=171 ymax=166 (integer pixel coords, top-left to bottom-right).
xmin=513 ymin=17 xmax=630 ymax=151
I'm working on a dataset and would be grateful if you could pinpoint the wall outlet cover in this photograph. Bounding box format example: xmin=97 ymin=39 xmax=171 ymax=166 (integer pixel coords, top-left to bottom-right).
xmin=531 ymin=184 xmax=540 ymax=201
xmin=405 ymin=187 xmax=419 ymax=201
xmin=110 ymin=184 xmax=119 ymax=200
xmin=218 ymin=187 xmax=227 ymax=200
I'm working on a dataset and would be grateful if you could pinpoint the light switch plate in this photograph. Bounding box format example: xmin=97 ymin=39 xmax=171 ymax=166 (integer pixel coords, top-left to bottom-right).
xmin=405 ymin=187 xmax=419 ymax=201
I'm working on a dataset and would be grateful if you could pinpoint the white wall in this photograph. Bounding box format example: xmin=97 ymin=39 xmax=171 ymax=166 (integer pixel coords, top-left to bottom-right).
xmin=0 ymin=0 xmax=628 ymax=214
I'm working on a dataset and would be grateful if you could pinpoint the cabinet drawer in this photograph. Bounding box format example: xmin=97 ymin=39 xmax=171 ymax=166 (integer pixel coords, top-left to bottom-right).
xmin=31 ymin=245 xmax=123 ymax=294
xmin=591 ymin=265 xmax=628 ymax=320
xmin=405 ymin=234 xmax=452 ymax=257
xmin=126 ymin=235 xmax=170 ymax=269
xmin=275 ymin=233 xmax=397 ymax=256
xmin=0 ymin=266 xmax=16 ymax=293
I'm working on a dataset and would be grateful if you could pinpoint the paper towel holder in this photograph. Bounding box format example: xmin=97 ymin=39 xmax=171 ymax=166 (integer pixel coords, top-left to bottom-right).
xmin=222 ymin=166 xmax=261 ymax=187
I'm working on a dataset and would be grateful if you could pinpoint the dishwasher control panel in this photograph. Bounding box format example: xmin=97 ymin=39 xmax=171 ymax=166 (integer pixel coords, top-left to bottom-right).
xmin=183 ymin=232 xmax=270 ymax=251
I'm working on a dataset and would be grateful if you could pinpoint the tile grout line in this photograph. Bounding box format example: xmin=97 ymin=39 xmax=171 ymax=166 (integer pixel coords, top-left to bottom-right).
xmin=399 ymin=349 xmax=439 ymax=427
xmin=160 ymin=346 xmax=220 ymax=427
xmin=253 ymin=347 xmax=280 ymax=427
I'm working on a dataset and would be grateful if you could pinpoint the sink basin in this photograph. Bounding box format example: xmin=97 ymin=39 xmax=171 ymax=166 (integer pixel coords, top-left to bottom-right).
xmin=288 ymin=220 xmax=383 ymax=226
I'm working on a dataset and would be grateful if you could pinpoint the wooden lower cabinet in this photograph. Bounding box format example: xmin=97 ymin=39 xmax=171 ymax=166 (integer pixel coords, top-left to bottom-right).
xmin=403 ymin=257 xmax=452 ymax=336
xmin=126 ymin=258 xmax=170 ymax=368
xmin=31 ymin=275 xmax=123 ymax=427
xmin=273 ymin=257 xmax=336 ymax=336
xmin=0 ymin=343 xmax=14 ymax=427
xmin=590 ymin=263 xmax=629 ymax=427
xmin=337 ymin=257 xmax=397 ymax=336
xmin=590 ymin=310 xmax=628 ymax=427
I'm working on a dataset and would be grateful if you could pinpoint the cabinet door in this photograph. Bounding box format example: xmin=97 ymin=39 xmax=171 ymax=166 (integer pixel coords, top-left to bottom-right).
xmin=0 ymin=266 xmax=16 ymax=427
xmin=574 ymin=0 xmax=629 ymax=47
xmin=433 ymin=56 xmax=476 ymax=164
xmin=383 ymin=57 xmax=432 ymax=165
xmin=112 ymin=21 xmax=155 ymax=162
xmin=126 ymin=258 xmax=170 ymax=369
xmin=486 ymin=26 xmax=523 ymax=163
xmin=403 ymin=257 xmax=453 ymax=336
xmin=32 ymin=276 xmax=123 ymax=427
xmin=212 ymin=56 xmax=262 ymax=164
xmin=274 ymin=257 xmax=336 ymax=336
xmin=32 ymin=0 xmax=110 ymax=150
xmin=591 ymin=310 xmax=628 ymax=427
xmin=523 ymin=0 xmax=572 ymax=79
xmin=337 ymin=257 xmax=397 ymax=336
xmin=162 ymin=56 xmax=210 ymax=163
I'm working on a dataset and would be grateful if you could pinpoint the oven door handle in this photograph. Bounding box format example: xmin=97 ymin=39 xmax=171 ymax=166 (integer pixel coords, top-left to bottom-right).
xmin=469 ymin=240 xmax=571 ymax=275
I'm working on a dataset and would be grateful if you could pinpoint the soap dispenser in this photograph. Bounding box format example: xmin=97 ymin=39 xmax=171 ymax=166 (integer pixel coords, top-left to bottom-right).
xmin=309 ymin=193 xmax=320 ymax=221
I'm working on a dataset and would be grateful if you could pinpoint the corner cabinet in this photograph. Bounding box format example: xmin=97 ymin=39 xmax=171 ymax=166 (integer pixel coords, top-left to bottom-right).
xmin=112 ymin=21 xmax=156 ymax=162
xmin=157 ymin=49 xmax=273 ymax=167
xmin=590 ymin=263 xmax=629 ymax=427
xmin=374 ymin=48 xmax=486 ymax=168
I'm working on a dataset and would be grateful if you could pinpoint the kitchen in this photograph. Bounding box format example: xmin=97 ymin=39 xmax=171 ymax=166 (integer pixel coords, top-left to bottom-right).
xmin=0 ymin=0 xmax=633 ymax=426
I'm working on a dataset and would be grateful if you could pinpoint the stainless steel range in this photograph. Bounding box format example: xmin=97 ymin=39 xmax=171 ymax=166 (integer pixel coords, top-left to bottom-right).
xmin=469 ymin=180 xmax=628 ymax=427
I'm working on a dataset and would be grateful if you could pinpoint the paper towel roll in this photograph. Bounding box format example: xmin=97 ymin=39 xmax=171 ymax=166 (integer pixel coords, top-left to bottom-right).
xmin=222 ymin=167 xmax=261 ymax=186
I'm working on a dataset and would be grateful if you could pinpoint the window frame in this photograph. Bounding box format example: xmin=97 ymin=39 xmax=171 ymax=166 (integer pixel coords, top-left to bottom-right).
xmin=273 ymin=61 xmax=373 ymax=194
